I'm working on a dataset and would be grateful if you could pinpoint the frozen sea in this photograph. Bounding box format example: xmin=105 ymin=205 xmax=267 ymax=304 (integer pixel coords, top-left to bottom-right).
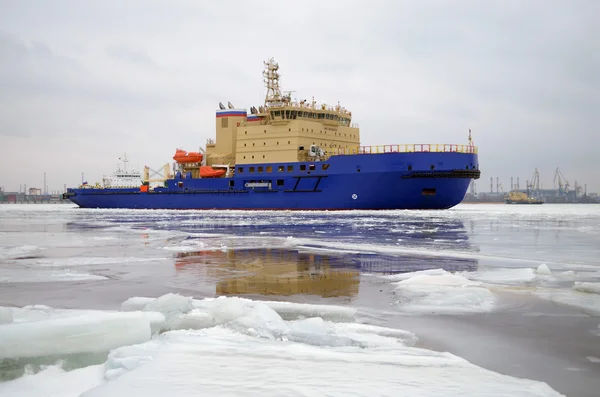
xmin=1 ymin=203 xmax=599 ymax=397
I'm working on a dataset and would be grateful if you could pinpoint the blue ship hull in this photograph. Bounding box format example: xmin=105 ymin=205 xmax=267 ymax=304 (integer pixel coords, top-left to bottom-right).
xmin=64 ymin=151 xmax=479 ymax=210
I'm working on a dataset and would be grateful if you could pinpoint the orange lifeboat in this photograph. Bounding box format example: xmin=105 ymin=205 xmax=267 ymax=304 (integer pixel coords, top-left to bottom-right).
xmin=199 ymin=166 xmax=226 ymax=178
xmin=173 ymin=149 xmax=203 ymax=163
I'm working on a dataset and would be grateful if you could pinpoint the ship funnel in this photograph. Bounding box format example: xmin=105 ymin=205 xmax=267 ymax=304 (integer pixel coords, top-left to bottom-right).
xmin=219 ymin=102 xmax=226 ymax=110
xmin=227 ymin=101 xmax=234 ymax=109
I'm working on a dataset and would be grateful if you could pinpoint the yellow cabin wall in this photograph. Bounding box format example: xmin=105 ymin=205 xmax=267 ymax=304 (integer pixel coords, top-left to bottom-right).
xmin=234 ymin=119 xmax=360 ymax=164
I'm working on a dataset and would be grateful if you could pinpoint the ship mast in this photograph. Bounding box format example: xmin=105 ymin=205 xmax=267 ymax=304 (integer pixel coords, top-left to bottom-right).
xmin=263 ymin=58 xmax=283 ymax=108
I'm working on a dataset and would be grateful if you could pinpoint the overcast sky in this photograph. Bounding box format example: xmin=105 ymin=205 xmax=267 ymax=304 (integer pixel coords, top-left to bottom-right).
xmin=1 ymin=0 xmax=598 ymax=194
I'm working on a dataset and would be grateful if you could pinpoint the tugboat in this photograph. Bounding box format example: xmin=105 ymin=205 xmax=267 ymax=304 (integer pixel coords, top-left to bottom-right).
xmin=63 ymin=58 xmax=481 ymax=210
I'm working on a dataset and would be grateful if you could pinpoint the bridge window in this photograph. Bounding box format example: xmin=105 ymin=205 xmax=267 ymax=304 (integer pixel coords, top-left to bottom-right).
xmin=300 ymin=165 xmax=306 ymax=171
xmin=249 ymin=167 xmax=255 ymax=173
xmin=287 ymin=165 xmax=293 ymax=172
xmin=237 ymin=167 xmax=243 ymax=173
xmin=266 ymin=166 xmax=272 ymax=172
xmin=321 ymin=164 xmax=330 ymax=170
xmin=258 ymin=166 xmax=264 ymax=172
xmin=278 ymin=165 xmax=284 ymax=172
xmin=309 ymin=164 xmax=315 ymax=171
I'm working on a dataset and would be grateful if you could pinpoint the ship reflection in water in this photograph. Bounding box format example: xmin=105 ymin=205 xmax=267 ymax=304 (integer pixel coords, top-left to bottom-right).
xmin=174 ymin=246 xmax=479 ymax=299
xmin=176 ymin=249 xmax=361 ymax=298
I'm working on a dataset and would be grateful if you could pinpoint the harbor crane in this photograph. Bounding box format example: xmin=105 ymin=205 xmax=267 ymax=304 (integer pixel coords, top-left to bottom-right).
xmin=526 ymin=168 xmax=541 ymax=198
xmin=553 ymin=168 xmax=570 ymax=195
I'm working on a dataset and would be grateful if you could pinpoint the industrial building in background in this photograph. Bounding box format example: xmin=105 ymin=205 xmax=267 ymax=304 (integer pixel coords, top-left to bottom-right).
xmin=463 ymin=167 xmax=599 ymax=204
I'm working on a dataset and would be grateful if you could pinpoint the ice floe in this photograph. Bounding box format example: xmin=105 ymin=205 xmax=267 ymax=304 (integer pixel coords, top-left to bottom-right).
xmin=387 ymin=269 xmax=496 ymax=314
xmin=0 ymin=294 xmax=564 ymax=396
xmin=534 ymin=289 xmax=600 ymax=316
xmin=536 ymin=264 xmax=553 ymax=276
xmin=0 ymin=270 xmax=108 ymax=283
xmin=464 ymin=268 xmax=539 ymax=285
xmin=0 ymin=363 xmax=104 ymax=397
xmin=572 ymin=282 xmax=600 ymax=295
xmin=79 ymin=327 xmax=562 ymax=397
xmin=0 ymin=308 xmax=164 ymax=359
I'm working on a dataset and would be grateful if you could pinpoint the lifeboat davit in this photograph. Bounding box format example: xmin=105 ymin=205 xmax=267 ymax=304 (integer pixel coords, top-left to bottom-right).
xmin=173 ymin=149 xmax=203 ymax=163
xmin=199 ymin=166 xmax=226 ymax=178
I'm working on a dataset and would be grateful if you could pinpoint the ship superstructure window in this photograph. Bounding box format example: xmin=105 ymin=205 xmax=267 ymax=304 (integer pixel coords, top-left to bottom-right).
xmin=277 ymin=166 xmax=284 ymax=172
xmin=266 ymin=166 xmax=272 ymax=173
xmin=322 ymin=164 xmax=330 ymax=170
xmin=300 ymin=165 xmax=306 ymax=171
xmin=237 ymin=167 xmax=243 ymax=173
xmin=249 ymin=167 xmax=255 ymax=173
xmin=258 ymin=166 xmax=264 ymax=172
xmin=309 ymin=164 xmax=316 ymax=171
xmin=287 ymin=166 xmax=293 ymax=172
xmin=221 ymin=118 xmax=228 ymax=128
xmin=277 ymin=179 xmax=284 ymax=186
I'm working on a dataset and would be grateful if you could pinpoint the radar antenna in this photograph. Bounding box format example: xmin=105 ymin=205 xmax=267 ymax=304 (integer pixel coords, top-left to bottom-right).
xmin=263 ymin=58 xmax=283 ymax=108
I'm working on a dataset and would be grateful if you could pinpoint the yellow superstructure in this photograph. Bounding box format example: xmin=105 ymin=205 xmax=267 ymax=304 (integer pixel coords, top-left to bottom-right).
xmin=205 ymin=58 xmax=360 ymax=166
